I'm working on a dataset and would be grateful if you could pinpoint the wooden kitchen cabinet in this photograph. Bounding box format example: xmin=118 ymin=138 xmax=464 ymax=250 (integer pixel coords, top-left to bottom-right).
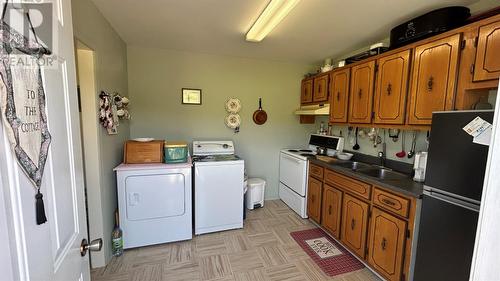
xmin=301 ymin=78 xmax=313 ymax=104
xmin=321 ymin=184 xmax=343 ymax=239
xmin=367 ymin=207 xmax=407 ymax=281
xmin=348 ymin=60 xmax=375 ymax=124
xmin=474 ymin=18 xmax=500 ymax=82
xmin=307 ymin=176 xmax=323 ymax=223
xmin=373 ymin=50 xmax=411 ymax=125
xmin=407 ymin=34 xmax=461 ymax=125
xmin=313 ymin=73 xmax=330 ymax=103
xmin=329 ymin=68 xmax=350 ymax=123
xmin=341 ymin=193 xmax=369 ymax=258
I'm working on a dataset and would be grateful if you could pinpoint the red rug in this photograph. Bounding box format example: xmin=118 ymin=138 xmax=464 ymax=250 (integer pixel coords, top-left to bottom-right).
xmin=290 ymin=228 xmax=364 ymax=276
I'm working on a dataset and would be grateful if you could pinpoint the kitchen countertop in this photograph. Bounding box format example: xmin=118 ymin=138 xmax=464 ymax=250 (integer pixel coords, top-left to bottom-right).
xmin=308 ymin=157 xmax=424 ymax=198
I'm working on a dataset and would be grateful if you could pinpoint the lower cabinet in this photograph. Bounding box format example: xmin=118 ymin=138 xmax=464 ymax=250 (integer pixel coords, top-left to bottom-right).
xmin=307 ymin=176 xmax=323 ymax=223
xmin=321 ymin=184 xmax=342 ymax=239
xmin=341 ymin=193 xmax=369 ymax=258
xmin=367 ymin=207 xmax=407 ymax=281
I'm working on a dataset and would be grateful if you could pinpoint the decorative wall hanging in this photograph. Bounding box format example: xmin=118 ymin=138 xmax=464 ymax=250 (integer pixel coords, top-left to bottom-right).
xmin=99 ymin=91 xmax=118 ymax=134
xmin=113 ymin=93 xmax=130 ymax=120
xmin=0 ymin=8 xmax=52 ymax=225
xmin=225 ymin=97 xmax=241 ymax=133
xmin=182 ymin=88 xmax=202 ymax=105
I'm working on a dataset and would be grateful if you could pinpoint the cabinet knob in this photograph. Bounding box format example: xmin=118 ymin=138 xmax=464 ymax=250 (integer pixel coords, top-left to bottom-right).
xmin=328 ymin=205 xmax=332 ymax=215
xmin=336 ymin=92 xmax=340 ymax=101
xmin=381 ymin=237 xmax=387 ymax=250
xmin=351 ymin=218 xmax=356 ymax=230
xmin=358 ymin=89 xmax=362 ymax=99
xmin=311 ymin=195 xmax=314 ymax=203
xmin=381 ymin=198 xmax=396 ymax=206
xmin=387 ymin=83 xmax=392 ymax=96
xmin=427 ymin=76 xmax=434 ymax=92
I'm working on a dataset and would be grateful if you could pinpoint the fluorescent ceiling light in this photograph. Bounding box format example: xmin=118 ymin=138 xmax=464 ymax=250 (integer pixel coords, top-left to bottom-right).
xmin=246 ymin=0 xmax=301 ymax=42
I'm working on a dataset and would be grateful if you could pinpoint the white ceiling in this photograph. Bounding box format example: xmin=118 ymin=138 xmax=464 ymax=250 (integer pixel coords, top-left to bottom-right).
xmin=91 ymin=0 xmax=491 ymax=64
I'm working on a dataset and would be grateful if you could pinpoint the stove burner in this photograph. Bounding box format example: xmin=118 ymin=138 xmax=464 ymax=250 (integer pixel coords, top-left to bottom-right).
xmin=288 ymin=149 xmax=299 ymax=152
xmin=300 ymin=153 xmax=314 ymax=157
xmin=299 ymin=149 xmax=313 ymax=152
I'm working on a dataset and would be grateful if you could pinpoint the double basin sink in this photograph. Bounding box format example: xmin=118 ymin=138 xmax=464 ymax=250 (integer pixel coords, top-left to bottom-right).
xmin=333 ymin=161 xmax=409 ymax=181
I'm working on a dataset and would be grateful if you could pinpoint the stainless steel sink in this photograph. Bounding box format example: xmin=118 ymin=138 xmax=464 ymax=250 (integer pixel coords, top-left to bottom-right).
xmin=335 ymin=161 xmax=372 ymax=171
xmin=357 ymin=168 xmax=408 ymax=180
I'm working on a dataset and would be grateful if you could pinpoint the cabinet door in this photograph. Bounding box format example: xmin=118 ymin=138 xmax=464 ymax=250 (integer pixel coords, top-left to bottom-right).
xmin=408 ymin=34 xmax=461 ymax=125
xmin=373 ymin=50 xmax=411 ymax=124
xmin=348 ymin=60 xmax=375 ymax=124
xmin=301 ymin=78 xmax=313 ymax=104
xmin=313 ymin=74 xmax=329 ymax=103
xmin=474 ymin=19 xmax=500 ymax=82
xmin=367 ymin=208 xmax=407 ymax=281
xmin=329 ymin=68 xmax=350 ymax=123
xmin=341 ymin=193 xmax=369 ymax=258
xmin=307 ymin=176 xmax=322 ymax=223
xmin=321 ymin=185 xmax=343 ymax=239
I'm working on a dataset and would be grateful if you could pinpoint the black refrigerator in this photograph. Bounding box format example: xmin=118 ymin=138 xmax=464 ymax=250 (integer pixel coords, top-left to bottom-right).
xmin=413 ymin=110 xmax=494 ymax=281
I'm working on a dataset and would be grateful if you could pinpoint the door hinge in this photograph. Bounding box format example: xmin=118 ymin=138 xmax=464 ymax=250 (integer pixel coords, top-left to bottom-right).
xmin=474 ymin=36 xmax=478 ymax=48
xmin=374 ymin=64 xmax=379 ymax=73
xmin=406 ymin=228 xmax=411 ymax=238
xmin=460 ymin=40 xmax=466 ymax=50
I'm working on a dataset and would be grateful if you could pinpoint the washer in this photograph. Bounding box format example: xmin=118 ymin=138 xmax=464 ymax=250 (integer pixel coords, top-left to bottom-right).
xmin=193 ymin=141 xmax=245 ymax=235
xmin=114 ymin=162 xmax=192 ymax=249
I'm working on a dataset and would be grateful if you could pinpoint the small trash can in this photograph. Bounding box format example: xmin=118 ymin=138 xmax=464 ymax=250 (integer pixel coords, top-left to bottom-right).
xmin=243 ymin=179 xmax=248 ymax=219
xmin=246 ymin=178 xmax=266 ymax=210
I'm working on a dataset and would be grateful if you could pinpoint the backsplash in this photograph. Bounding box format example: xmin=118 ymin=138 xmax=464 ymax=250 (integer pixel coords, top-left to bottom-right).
xmin=313 ymin=118 xmax=429 ymax=165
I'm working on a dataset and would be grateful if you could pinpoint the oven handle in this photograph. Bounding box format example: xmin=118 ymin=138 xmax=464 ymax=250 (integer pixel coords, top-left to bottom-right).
xmin=281 ymin=153 xmax=305 ymax=164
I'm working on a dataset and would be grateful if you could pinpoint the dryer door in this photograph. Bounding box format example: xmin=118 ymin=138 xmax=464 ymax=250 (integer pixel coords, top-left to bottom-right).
xmin=125 ymin=173 xmax=186 ymax=220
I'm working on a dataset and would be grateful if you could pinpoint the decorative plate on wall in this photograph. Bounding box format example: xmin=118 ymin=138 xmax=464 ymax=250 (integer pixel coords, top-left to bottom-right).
xmin=225 ymin=113 xmax=241 ymax=129
xmin=225 ymin=98 xmax=241 ymax=113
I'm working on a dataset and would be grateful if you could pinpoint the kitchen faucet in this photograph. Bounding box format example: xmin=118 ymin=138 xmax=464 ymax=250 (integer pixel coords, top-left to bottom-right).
xmin=378 ymin=140 xmax=387 ymax=167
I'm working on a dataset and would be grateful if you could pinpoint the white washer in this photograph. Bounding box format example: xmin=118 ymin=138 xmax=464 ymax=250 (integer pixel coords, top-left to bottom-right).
xmin=114 ymin=162 xmax=192 ymax=248
xmin=193 ymin=141 xmax=245 ymax=235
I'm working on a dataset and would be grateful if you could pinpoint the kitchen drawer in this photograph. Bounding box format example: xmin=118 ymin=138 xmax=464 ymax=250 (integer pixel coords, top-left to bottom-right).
xmin=373 ymin=187 xmax=410 ymax=218
xmin=309 ymin=163 xmax=324 ymax=180
xmin=325 ymin=169 xmax=371 ymax=200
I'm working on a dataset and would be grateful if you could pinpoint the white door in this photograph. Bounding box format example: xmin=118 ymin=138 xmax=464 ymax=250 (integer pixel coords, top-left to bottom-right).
xmin=0 ymin=1 xmax=93 ymax=281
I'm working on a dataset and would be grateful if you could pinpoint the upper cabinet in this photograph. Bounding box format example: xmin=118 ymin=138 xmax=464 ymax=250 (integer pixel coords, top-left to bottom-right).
xmin=373 ymin=50 xmax=411 ymax=125
xmin=474 ymin=19 xmax=500 ymax=82
xmin=329 ymin=68 xmax=350 ymax=123
xmin=407 ymin=34 xmax=461 ymax=125
xmin=300 ymin=78 xmax=313 ymax=104
xmin=313 ymin=73 xmax=330 ymax=103
xmin=348 ymin=60 xmax=375 ymax=124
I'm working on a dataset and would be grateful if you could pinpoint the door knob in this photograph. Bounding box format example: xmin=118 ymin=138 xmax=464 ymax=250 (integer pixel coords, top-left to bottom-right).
xmin=80 ymin=238 xmax=103 ymax=257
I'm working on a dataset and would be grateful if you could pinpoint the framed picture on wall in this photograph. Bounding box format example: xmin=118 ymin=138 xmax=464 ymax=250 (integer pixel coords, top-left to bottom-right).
xmin=182 ymin=88 xmax=202 ymax=105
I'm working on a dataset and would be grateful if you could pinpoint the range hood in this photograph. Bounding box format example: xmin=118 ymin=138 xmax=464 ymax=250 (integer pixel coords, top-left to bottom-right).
xmin=294 ymin=104 xmax=330 ymax=115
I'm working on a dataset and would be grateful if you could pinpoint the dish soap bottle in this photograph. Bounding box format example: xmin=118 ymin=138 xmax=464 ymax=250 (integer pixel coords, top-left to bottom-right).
xmin=111 ymin=210 xmax=123 ymax=256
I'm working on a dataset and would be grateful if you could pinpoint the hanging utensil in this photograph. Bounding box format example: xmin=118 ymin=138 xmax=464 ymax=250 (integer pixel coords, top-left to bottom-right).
xmin=252 ymin=97 xmax=267 ymax=125
xmin=373 ymin=128 xmax=382 ymax=148
xmin=388 ymin=129 xmax=400 ymax=142
xmin=353 ymin=127 xmax=360 ymax=150
xmin=396 ymin=132 xmax=406 ymax=158
xmin=348 ymin=127 xmax=355 ymax=145
xmin=408 ymin=131 xmax=417 ymax=158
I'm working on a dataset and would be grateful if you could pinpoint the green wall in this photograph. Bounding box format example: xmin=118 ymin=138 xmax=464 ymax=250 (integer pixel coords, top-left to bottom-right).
xmin=127 ymin=46 xmax=319 ymax=199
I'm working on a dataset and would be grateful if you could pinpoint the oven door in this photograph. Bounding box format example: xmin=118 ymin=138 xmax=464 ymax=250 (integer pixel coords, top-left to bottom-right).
xmin=279 ymin=152 xmax=307 ymax=197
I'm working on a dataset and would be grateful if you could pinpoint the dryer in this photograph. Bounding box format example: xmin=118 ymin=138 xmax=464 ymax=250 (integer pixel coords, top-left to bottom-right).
xmin=114 ymin=161 xmax=192 ymax=248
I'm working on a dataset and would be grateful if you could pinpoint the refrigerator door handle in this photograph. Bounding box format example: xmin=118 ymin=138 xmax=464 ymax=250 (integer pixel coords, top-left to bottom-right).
xmin=424 ymin=190 xmax=480 ymax=212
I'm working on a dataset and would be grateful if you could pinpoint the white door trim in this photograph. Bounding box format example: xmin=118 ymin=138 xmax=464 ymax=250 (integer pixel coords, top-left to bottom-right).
xmin=470 ymin=83 xmax=500 ymax=280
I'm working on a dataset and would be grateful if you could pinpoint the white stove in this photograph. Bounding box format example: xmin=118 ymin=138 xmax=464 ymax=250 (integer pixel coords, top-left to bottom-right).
xmin=279 ymin=134 xmax=344 ymax=218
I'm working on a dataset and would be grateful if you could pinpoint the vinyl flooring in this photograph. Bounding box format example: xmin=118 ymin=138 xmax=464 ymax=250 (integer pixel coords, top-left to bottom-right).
xmin=91 ymin=200 xmax=381 ymax=281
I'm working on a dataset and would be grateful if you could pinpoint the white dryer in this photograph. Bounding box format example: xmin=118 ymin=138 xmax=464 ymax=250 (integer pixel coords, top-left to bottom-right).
xmin=114 ymin=162 xmax=192 ymax=249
